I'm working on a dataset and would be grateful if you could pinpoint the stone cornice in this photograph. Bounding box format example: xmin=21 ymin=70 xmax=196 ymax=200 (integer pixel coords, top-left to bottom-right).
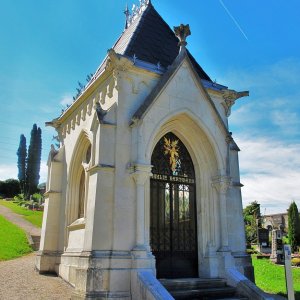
xmin=44 ymin=190 xmax=61 ymax=196
xmin=87 ymin=164 xmax=115 ymax=175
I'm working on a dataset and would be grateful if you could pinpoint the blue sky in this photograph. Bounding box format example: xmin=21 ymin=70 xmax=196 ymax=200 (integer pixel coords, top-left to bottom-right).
xmin=0 ymin=0 xmax=299 ymax=214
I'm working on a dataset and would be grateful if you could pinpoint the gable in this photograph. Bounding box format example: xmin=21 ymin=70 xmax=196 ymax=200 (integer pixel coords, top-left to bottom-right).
xmin=130 ymin=51 xmax=229 ymax=136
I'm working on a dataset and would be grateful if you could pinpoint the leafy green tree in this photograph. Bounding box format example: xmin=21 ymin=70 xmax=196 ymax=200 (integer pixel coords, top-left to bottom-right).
xmin=17 ymin=134 xmax=27 ymax=193
xmin=25 ymin=124 xmax=42 ymax=198
xmin=243 ymin=201 xmax=261 ymax=246
xmin=0 ymin=179 xmax=21 ymax=197
xmin=288 ymin=201 xmax=300 ymax=252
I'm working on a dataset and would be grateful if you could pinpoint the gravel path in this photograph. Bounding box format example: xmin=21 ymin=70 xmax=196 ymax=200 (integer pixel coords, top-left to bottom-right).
xmin=0 ymin=253 xmax=74 ymax=299
xmin=0 ymin=204 xmax=74 ymax=299
xmin=0 ymin=204 xmax=40 ymax=236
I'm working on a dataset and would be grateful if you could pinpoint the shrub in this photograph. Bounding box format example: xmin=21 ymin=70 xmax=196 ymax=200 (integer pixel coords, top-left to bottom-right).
xmin=32 ymin=193 xmax=42 ymax=202
xmin=247 ymin=248 xmax=258 ymax=254
xmin=291 ymin=258 xmax=300 ymax=267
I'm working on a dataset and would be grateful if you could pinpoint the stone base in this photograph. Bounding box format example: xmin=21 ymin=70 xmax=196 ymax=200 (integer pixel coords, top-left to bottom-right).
xmin=56 ymin=250 xmax=155 ymax=300
xmin=232 ymin=252 xmax=254 ymax=282
xmin=35 ymin=251 xmax=61 ymax=274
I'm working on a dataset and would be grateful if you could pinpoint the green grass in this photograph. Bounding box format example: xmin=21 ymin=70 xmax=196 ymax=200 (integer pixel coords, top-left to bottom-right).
xmin=0 ymin=200 xmax=43 ymax=227
xmin=253 ymin=255 xmax=300 ymax=299
xmin=0 ymin=215 xmax=32 ymax=260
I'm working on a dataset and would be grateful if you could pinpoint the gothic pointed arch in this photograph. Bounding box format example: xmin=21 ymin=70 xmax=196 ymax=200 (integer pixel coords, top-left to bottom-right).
xmin=67 ymin=130 xmax=92 ymax=225
xmin=150 ymin=131 xmax=198 ymax=278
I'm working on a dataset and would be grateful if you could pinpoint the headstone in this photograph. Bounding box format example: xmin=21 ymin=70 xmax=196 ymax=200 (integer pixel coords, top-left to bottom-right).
xmin=257 ymin=228 xmax=270 ymax=253
xmin=270 ymin=229 xmax=283 ymax=263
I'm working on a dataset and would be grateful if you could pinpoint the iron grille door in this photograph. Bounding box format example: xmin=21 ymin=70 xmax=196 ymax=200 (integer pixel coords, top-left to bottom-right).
xmin=150 ymin=132 xmax=198 ymax=278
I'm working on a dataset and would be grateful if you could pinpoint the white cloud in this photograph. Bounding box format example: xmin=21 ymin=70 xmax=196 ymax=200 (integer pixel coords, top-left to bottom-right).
xmin=60 ymin=94 xmax=73 ymax=106
xmin=0 ymin=164 xmax=18 ymax=180
xmin=0 ymin=161 xmax=48 ymax=184
xmin=236 ymin=136 xmax=300 ymax=214
xmin=271 ymin=110 xmax=300 ymax=135
xmin=220 ymin=58 xmax=300 ymax=91
xmin=39 ymin=161 xmax=48 ymax=183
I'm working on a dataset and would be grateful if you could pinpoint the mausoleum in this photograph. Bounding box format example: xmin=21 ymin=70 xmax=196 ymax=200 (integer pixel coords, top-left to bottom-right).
xmin=36 ymin=1 xmax=256 ymax=299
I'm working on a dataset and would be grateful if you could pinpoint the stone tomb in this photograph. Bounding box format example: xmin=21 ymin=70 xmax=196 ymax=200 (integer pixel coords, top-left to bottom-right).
xmin=36 ymin=1 xmax=253 ymax=299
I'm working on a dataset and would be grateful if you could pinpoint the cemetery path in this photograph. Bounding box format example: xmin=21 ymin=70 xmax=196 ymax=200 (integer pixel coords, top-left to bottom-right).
xmin=0 ymin=204 xmax=41 ymax=236
xmin=0 ymin=253 xmax=73 ymax=299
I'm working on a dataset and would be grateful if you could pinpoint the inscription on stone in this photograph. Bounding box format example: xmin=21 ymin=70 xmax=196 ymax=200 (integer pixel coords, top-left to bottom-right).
xmin=152 ymin=173 xmax=195 ymax=184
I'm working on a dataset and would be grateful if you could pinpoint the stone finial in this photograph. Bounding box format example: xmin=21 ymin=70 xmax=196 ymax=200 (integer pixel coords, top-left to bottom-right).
xmin=174 ymin=24 xmax=191 ymax=49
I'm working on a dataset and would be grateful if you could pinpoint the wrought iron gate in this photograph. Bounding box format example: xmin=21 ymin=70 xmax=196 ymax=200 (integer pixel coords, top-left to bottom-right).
xmin=150 ymin=132 xmax=198 ymax=278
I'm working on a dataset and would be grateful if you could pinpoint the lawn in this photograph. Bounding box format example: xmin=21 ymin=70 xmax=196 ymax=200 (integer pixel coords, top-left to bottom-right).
xmin=0 ymin=200 xmax=43 ymax=228
xmin=0 ymin=215 xmax=32 ymax=260
xmin=253 ymin=256 xmax=300 ymax=299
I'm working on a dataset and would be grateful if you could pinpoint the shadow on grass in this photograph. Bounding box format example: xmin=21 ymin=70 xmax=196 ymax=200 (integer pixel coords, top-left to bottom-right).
xmin=277 ymin=291 xmax=300 ymax=300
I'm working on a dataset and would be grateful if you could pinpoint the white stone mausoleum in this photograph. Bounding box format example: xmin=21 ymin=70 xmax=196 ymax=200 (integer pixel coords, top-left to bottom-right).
xmin=36 ymin=1 xmax=255 ymax=299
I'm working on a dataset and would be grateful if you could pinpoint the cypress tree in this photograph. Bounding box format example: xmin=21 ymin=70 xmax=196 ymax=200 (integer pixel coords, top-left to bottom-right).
xmin=36 ymin=127 xmax=42 ymax=187
xmin=25 ymin=124 xmax=42 ymax=197
xmin=288 ymin=201 xmax=300 ymax=252
xmin=17 ymin=134 xmax=26 ymax=193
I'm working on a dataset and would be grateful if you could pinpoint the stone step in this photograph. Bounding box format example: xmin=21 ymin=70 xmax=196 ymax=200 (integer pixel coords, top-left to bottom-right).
xmin=159 ymin=278 xmax=248 ymax=300
xmin=169 ymin=287 xmax=237 ymax=300
xmin=31 ymin=235 xmax=40 ymax=251
xmin=159 ymin=278 xmax=227 ymax=291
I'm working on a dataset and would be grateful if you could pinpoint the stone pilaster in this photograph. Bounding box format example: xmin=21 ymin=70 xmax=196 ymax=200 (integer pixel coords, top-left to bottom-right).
xmin=131 ymin=164 xmax=152 ymax=250
xmin=212 ymin=175 xmax=231 ymax=252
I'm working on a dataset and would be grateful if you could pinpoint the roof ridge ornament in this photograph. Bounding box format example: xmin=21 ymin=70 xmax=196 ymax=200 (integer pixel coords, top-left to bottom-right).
xmin=124 ymin=0 xmax=151 ymax=29
xmin=174 ymin=24 xmax=191 ymax=51
xmin=124 ymin=3 xmax=130 ymax=29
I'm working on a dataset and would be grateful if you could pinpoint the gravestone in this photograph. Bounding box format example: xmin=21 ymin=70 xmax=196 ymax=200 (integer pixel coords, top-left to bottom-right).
xmin=257 ymin=228 xmax=270 ymax=253
xmin=270 ymin=229 xmax=283 ymax=263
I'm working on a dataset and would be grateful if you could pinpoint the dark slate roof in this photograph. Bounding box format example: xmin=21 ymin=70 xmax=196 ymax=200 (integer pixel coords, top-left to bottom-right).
xmin=113 ymin=3 xmax=211 ymax=81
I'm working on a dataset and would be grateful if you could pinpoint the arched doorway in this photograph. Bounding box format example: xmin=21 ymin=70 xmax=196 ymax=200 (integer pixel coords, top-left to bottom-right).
xmin=150 ymin=132 xmax=198 ymax=278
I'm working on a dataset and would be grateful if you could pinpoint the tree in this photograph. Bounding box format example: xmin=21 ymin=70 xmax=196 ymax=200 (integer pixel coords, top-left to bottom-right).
xmin=0 ymin=179 xmax=21 ymax=198
xmin=288 ymin=201 xmax=300 ymax=252
xmin=25 ymin=124 xmax=42 ymax=197
xmin=243 ymin=201 xmax=261 ymax=246
xmin=17 ymin=134 xmax=27 ymax=193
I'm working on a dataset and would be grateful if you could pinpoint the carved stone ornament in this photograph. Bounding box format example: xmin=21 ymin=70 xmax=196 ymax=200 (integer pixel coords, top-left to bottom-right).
xmin=212 ymin=175 xmax=231 ymax=194
xmin=221 ymin=89 xmax=249 ymax=117
xmin=130 ymin=164 xmax=153 ymax=185
xmin=106 ymin=49 xmax=133 ymax=73
xmin=95 ymin=102 xmax=107 ymax=124
xmin=174 ymin=24 xmax=191 ymax=48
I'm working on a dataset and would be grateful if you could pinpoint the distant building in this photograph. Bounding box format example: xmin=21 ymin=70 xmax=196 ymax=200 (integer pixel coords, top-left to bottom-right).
xmin=262 ymin=213 xmax=288 ymax=233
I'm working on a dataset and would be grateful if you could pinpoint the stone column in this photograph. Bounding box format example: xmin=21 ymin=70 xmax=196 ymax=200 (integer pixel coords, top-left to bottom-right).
xmin=131 ymin=164 xmax=152 ymax=250
xmin=212 ymin=175 xmax=231 ymax=252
